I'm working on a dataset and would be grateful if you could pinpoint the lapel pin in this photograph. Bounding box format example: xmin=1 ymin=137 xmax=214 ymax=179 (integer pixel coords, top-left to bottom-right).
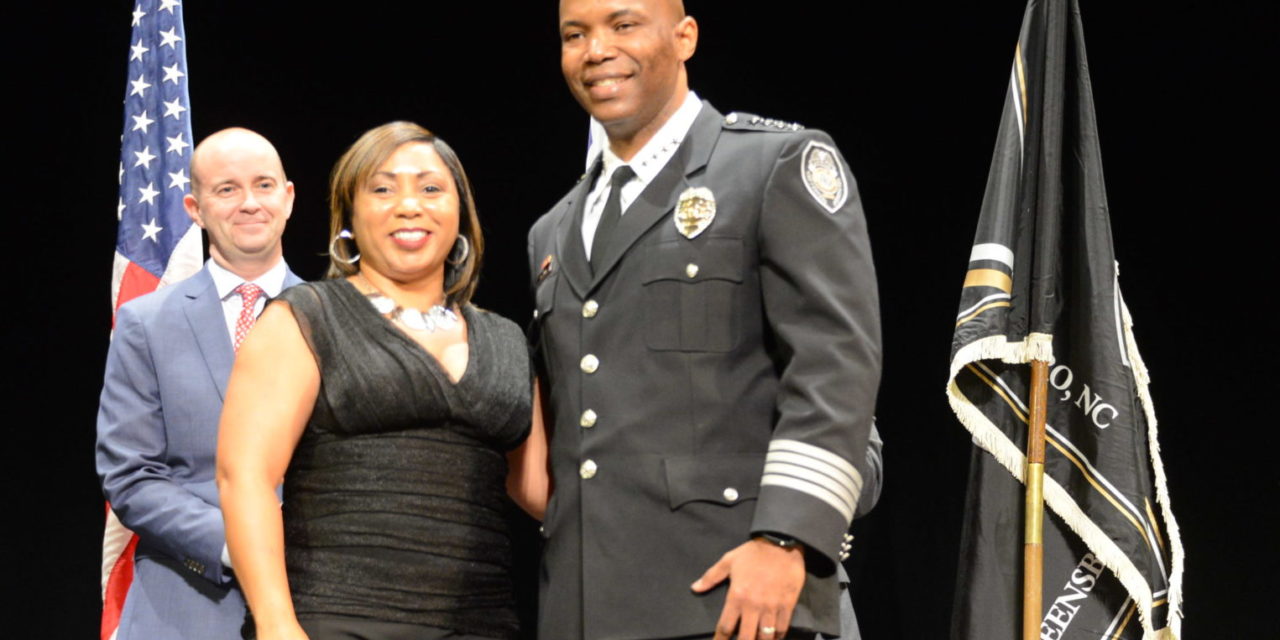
xmin=538 ymin=254 xmax=555 ymax=282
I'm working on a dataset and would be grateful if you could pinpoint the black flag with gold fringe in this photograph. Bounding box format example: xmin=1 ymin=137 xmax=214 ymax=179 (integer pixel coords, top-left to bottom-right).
xmin=946 ymin=0 xmax=1183 ymax=638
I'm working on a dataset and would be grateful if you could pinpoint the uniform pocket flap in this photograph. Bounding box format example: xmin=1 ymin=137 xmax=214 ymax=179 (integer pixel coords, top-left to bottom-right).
xmin=642 ymin=237 xmax=744 ymax=284
xmin=664 ymin=454 xmax=765 ymax=509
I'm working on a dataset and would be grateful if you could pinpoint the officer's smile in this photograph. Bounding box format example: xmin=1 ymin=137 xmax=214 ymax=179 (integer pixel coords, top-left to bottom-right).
xmin=583 ymin=72 xmax=633 ymax=98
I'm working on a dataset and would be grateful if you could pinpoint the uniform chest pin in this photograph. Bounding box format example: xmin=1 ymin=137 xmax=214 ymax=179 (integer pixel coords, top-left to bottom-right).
xmin=674 ymin=186 xmax=716 ymax=239
xmin=537 ymin=254 xmax=554 ymax=282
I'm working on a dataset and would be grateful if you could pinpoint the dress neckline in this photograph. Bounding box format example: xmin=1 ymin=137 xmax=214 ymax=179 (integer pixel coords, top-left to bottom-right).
xmin=337 ymin=279 xmax=477 ymax=388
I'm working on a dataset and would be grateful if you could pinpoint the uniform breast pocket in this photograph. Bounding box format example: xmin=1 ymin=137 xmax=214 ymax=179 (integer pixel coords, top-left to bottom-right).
xmin=642 ymin=237 xmax=744 ymax=352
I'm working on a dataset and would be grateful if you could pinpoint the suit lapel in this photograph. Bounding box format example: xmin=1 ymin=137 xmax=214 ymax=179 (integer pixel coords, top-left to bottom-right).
xmin=183 ymin=268 xmax=235 ymax=401
xmin=588 ymin=103 xmax=724 ymax=289
xmin=556 ymin=165 xmax=599 ymax=299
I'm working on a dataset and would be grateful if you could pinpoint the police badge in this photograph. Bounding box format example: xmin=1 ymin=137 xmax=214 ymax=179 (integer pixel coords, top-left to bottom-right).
xmin=674 ymin=186 xmax=716 ymax=239
xmin=801 ymin=140 xmax=848 ymax=214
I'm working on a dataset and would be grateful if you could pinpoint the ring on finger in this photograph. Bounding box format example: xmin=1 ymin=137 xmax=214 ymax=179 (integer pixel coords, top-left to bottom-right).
xmin=760 ymin=626 xmax=777 ymax=637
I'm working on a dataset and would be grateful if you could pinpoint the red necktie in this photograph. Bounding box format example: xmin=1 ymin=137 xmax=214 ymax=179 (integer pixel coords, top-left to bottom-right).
xmin=233 ymin=283 xmax=264 ymax=352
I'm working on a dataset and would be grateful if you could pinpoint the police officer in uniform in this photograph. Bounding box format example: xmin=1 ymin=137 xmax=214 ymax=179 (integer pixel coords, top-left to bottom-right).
xmin=528 ymin=1 xmax=881 ymax=638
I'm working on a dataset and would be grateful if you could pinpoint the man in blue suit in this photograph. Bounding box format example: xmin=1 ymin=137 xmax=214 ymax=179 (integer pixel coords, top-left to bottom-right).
xmin=97 ymin=128 xmax=301 ymax=639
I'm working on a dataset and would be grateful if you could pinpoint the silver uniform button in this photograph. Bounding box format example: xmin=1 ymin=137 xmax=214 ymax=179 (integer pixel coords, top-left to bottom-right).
xmin=723 ymin=487 xmax=739 ymax=502
xmin=582 ymin=299 xmax=599 ymax=318
xmin=580 ymin=409 xmax=598 ymax=428
xmin=580 ymin=354 xmax=599 ymax=373
xmin=580 ymin=459 xmax=598 ymax=479
xmin=686 ymin=263 xmax=699 ymax=278
xmin=532 ymin=309 xmax=539 ymax=319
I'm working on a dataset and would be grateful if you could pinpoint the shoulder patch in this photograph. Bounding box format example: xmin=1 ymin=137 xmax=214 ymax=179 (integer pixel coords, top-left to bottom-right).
xmin=801 ymin=140 xmax=848 ymax=213
xmin=723 ymin=111 xmax=805 ymax=132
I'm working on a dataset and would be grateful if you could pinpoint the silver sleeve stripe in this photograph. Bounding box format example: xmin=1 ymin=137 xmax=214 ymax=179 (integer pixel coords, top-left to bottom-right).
xmin=760 ymin=474 xmax=855 ymax=522
xmin=765 ymin=451 xmax=861 ymax=500
xmin=762 ymin=460 xmax=855 ymax=514
xmin=764 ymin=439 xmax=864 ymax=522
xmin=768 ymin=440 xmax=862 ymax=489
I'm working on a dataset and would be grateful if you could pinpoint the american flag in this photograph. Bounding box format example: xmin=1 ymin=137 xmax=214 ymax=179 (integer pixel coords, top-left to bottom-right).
xmin=102 ymin=1 xmax=201 ymax=638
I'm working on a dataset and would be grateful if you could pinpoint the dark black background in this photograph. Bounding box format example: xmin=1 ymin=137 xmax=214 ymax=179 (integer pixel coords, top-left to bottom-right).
xmin=10 ymin=1 xmax=1275 ymax=638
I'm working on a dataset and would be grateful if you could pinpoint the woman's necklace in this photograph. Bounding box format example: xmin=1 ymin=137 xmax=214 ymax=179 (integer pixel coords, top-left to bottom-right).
xmin=356 ymin=274 xmax=459 ymax=333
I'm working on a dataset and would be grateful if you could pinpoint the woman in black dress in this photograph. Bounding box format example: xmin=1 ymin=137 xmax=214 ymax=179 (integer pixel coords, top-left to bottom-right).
xmin=217 ymin=122 xmax=548 ymax=640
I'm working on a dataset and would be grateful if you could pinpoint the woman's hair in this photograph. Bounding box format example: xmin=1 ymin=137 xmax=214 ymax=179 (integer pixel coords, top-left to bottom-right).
xmin=326 ymin=121 xmax=483 ymax=307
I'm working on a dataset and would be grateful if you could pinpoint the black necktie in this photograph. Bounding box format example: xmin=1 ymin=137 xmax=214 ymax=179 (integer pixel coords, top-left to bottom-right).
xmin=590 ymin=165 xmax=636 ymax=271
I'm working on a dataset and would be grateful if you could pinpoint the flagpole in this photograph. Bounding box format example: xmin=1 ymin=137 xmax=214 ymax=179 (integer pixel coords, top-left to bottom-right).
xmin=1023 ymin=359 xmax=1049 ymax=640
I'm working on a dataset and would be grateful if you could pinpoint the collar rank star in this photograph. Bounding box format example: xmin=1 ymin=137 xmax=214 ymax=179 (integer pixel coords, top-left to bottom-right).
xmin=801 ymin=140 xmax=848 ymax=214
xmin=674 ymin=186 xmax=716 ymax=239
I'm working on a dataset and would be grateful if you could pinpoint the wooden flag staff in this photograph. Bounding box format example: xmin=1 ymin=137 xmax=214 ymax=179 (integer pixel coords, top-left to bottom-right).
xmin=1023 ymin=359 xmax=1049 ymax=640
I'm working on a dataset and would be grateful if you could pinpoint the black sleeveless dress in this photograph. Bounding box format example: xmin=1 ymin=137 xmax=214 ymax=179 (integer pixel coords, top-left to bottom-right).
xmin=275 ymin=280 xmax=531 ymax=639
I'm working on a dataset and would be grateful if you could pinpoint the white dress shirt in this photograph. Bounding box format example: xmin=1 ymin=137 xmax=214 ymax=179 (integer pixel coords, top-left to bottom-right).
xmin=205 ymin=257 xmax=289 ymax=346
xmin=581 ymin=91 xmax=704 ymax=258
xmin=205 ymin=257 xmax=288 ymax=570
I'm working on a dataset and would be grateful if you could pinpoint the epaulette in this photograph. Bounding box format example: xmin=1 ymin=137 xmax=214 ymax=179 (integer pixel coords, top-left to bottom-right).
xmin=721 ymin=111 xmax=805 ymax=132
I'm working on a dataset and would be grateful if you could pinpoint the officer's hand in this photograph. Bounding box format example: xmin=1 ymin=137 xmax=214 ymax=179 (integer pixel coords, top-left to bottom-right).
xmin=691 ymin=537 xmax=806 ymax=640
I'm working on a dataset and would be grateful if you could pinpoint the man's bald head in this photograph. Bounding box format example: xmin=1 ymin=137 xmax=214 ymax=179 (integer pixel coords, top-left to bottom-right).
xmin=189 ymin=128 xmax=286 ymax=197
xmin=182 ymin=127 xmax=294 ymax=279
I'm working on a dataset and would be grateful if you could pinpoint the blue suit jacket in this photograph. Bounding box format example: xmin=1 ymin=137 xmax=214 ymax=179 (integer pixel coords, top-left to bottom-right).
xmin=97 ymin=263 xmax=301 ymax=639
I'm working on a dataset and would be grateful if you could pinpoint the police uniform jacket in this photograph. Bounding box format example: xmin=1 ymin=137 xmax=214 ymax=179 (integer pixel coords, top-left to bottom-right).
xmin=527 ymin=101 xmax=881 ymax=640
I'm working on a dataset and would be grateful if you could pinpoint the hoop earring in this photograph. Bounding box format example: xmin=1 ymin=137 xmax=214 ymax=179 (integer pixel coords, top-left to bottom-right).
xmin=447 ymin=236 xmax=470 ymax=266
xmin=328 ymin=229 xmax=360 ymax=264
